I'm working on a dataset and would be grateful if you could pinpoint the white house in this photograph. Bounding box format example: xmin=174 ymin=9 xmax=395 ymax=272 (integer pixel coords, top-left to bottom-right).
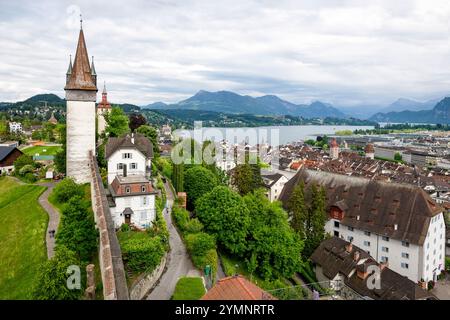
xmin=105 ymin=132 xmax=153 ymax=185
xmin=8 ymin=122 xmax=23 ymax=134
xmin=106 ymin=132 xmax=155 ymax=229
xmin=262 ymin=173 xmax=289 ymax=202
xmin=280 ymin=169 xmax=446 ymax=284
xmin=109 ymin=175 xmax=157 ymax=229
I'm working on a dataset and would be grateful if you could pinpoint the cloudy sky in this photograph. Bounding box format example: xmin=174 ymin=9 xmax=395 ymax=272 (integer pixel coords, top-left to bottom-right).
xmin=1 ymin=0 xmax=450 ymax=108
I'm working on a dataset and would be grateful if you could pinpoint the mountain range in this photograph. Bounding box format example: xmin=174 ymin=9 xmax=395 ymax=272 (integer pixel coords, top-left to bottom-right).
xmin=369 ymin=97 xmax=450 ymax=124
xmin=3 ymin=91 xmax=450 ymax=123
xmin=144 ymin=90 xmax=348 ymax=119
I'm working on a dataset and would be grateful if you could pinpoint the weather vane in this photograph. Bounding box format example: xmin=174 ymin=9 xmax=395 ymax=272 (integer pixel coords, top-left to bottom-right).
xmin=80 ymin=13 xmax=83 ymax=29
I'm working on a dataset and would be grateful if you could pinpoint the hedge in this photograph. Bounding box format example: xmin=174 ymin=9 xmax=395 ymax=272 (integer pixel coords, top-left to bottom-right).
xmin=120 ymin=236 xmax=166 ymax=274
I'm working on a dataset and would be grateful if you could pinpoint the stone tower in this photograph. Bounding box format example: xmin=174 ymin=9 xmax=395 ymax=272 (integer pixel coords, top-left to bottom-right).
xmin=97 ymin=82 xmax=111 ymax=135
xmin=365 ymin=143 xmax=375 ymax=160
xmin=329 ymin=138 xmax=339 ymax=160
xmin=64 ymin=23 xmax=97 ymax=183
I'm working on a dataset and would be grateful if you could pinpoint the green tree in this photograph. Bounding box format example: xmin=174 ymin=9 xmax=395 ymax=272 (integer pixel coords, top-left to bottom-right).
xmin=54 ymin=146 xmax=66 ymax=174
xmin=172 ymin=161 xmax=184 ymax=193
xmin=53 ymin=178 xmax=84 ymax=203
xmin=287 ymin=182 xmax=308 ymax=237
xmin=394 ymin=152 xmax=402 ymax=161
xmin=56 ymin=196 xmax=98 ymax=262
xmin=306 ymin=185 xmax=327 ymax=257
xmin=184 ymin=166 xmax=218 ymax=210
xmin=137 ymin=125 xmax=160 ymax=158
xmin=195 ymin=186 xmax=250 ymax=256
xmin=13 ymin=154 xmax=34 ymax=172
xmin=32 ymin=246 xmax=82 ymax=300
xmin=243 ymin=190 xmax=303 ymax=279
xmin=105 ymin=107 xmax=130 ymax=137
xmin=231 ymin=163 xmax=263 ymax=196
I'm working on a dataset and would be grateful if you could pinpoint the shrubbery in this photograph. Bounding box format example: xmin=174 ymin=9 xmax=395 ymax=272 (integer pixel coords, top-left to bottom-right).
xmin=52 ymin=178 xmax=84 ymax=203
xmin=172 ymin=204 xmax=218 ymax=281
xmin=56 ymin=196 xmax=98 ymax=263
xmin=120 ymin=235 xmax=166 ymax=274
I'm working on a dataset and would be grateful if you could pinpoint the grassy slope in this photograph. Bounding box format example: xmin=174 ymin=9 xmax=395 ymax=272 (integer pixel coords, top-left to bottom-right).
xmin=22 ymin=146 xmax=61 ymax=156
xmin=0 ymin=177 xmax=48 ymax=299
xmin=172 ymin=277 xmax=205 ymax=300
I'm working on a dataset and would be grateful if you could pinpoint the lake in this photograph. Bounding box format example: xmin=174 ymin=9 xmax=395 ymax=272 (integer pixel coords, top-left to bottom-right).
xmin=174 ymin=125 xmax=374 ymax=145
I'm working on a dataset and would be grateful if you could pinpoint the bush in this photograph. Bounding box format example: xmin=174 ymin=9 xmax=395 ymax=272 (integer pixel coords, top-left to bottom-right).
xmin=121 ymin=223 xmax=130 ymax=232
xmin=14 ymin=154 xmax=34 ymax=171
xmin=53 ymin=178 xmax=84 ymax=203
xmin=19 ymin=164 xmax=34 ymax=175
xmin=185 ymin=232 xmax=216 ymax=258
xmin=446 ymin=257 xmax=450 ymax=271
xmin=32 ymin=246 xmax=82 ymax=300
xmin=185 ymin=232 xmax=217 ymax=276
xmin=173 ymin=206 xmax=190 ymax=232
xmin=121 ymin=236 xmax=166 ymax=274
xmin=184 ymin=218 xmax=203 ymax=234
xmin=56 ymin=196 xmax=98 ymax=263
xmin=24 ymin=172 xmax=37 ymax=183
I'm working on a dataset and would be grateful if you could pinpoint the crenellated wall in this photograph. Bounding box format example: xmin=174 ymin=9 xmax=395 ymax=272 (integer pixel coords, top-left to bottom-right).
xmin=89 ymin=151 xmax=129 ymax=300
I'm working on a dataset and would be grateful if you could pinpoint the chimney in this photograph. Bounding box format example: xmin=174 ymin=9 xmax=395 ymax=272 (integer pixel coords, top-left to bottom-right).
xmin=123 ymin=165 xmax=127 ymax=177
xmin=394 ymin=224 xmax=398 ymax=231
xmin=353 ymin=251 xmax=360 ymax=262
xmin=131 ymin=133 xmax=135 ymax=144
xmin=380 ymin=261 xmax=388 ymax=270
xmin=345 ymin=242 xmax=353 ymax=253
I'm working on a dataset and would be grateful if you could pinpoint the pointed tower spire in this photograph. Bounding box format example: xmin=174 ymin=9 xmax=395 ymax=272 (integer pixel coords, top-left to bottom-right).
xmin=66 ymin=54 xmax=73 ymax=74
xmin=66 ymin=55 xmax=73 ymax=85
xmin=64 ymin=23 xmax=97 ymax=91
xmin=99 ymin=81 xmax=111 ymax=109
xmin=91 ymin=56 xmax=96 ymax=75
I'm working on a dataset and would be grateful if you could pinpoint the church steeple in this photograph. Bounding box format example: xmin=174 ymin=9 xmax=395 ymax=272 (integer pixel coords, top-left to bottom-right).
xmin=98 ymin=81 xmax=111 ymax=109
xmin=64 ymin=25 xmax=97 ymax=91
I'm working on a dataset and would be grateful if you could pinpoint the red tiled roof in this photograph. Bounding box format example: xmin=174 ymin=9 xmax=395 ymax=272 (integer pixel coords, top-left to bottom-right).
xmin=201 ymin=275 xmax=276 ymax=300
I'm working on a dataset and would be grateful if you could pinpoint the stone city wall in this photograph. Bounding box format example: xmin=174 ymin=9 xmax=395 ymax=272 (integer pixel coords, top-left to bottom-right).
xmin=89 ymin=152 xmax=129 ymax=300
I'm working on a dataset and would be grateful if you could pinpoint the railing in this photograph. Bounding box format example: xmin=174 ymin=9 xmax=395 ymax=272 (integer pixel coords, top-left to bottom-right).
xmin=265 ymin=280 xmax=366 ymax=300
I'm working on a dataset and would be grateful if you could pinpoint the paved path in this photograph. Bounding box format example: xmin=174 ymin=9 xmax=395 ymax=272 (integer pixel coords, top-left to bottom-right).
xmin=147 ymin=180 xmax=200 ymax=300
xmin=37 ymin=182 xmax=60 ymax=259
xmin=432 ymin=277 xmax=450 ymax=300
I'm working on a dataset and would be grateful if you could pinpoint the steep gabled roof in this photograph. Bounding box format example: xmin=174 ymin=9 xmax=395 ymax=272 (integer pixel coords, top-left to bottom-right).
xmin=105 ymin=133 xmax=153 ymax=159
xmin=64 ymin=29 xmax=97 ymax=91
xmin=311 ymin=237 xmax=437 ymax=300
xmin=280 ymin=168 xmax=443 ymax=245
xmin=0 ymin=146 xmax=20 ymax=162
xmin=201 ymin=275 xmax=276 ymax=300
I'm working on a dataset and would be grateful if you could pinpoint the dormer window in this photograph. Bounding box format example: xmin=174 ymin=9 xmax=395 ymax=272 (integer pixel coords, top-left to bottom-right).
xmin=123 ymin=153 xmax=132 ymax=159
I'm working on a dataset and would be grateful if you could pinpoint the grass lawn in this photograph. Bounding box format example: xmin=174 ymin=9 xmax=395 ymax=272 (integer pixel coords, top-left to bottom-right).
xmin=22 ymin=146 xmax=62 ymax=156
xmin=0 ymin=177 xmax=48 ymax=299
xmin=172 ymin=277 xmax=205 ymax=300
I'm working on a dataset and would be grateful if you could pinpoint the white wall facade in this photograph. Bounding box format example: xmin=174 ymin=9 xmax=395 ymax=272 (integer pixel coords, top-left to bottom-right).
xmin=97 ymin=108 xmax=108 ymax=135
xmin=107 ymin=148 xmax=148 ymax=185
xmin=421 ymin=213 xmax=446 ymax=282
xmin=268 ymin=176 xmax=289 ymax=202
xmin=111 ymin=194 xmax=156 ymax=229
xmin=66 ymin=100 xmax=96 ymax=183
xmin=0 ymin=165 xmax=14 ymax=175
xmin=326 ymin=215 xmax=446 ymax=282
